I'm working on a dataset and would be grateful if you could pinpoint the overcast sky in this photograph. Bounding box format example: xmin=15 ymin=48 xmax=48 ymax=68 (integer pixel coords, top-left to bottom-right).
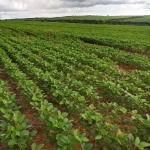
xmin=0 ymin=0 xmax=150 ymax=19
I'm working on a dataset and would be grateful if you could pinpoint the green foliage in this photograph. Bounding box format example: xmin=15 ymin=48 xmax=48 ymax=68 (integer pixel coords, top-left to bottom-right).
xmin=0 ymin=80 xmax=36 ymax=149
xmin=0 ymin=22 xmax=150 ymax=150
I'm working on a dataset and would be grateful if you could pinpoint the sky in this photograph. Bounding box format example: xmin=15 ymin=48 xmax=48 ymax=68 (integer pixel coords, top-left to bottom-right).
xmin=0 ymin=0 xmax=150 ymax=19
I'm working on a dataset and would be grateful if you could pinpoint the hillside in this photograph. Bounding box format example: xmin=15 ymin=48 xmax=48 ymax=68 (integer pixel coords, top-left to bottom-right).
xmin=25 ymin=15 xmax=150 ymax=26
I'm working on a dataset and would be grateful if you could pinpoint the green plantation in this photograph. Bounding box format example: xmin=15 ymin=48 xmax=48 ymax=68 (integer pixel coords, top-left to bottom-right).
xmin=0 ymin=21 xmax=150 ymax=150
xmin=25 ymin=15 xmax=150 ymax=25
xmin=124 ymin=16 xmax=150 ymax=23
xmin=48 ymin=15 xmax=130 ymax=20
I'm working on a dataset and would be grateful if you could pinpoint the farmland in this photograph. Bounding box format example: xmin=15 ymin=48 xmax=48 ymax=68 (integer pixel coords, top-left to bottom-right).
xmin=49 ymin=15 xmax=150 ymax=22
xmin=48 ymin=15 xmax=130 ymax=20
xmin=124 ymin=16 xmax=150 ymax=23
xmin=26 ymin=15 xmax=150 ymax=26
xmin=0 ymin=21 xmax=150 ymax=150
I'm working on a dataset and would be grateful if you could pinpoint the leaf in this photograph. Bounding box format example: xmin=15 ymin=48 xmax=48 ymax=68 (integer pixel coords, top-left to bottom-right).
xmin=120 ymin=107 xmax=127 ymax=114
xmin=81 ymin=136 xmax=89 ymax=142
xmin=30 ymin=130 xmax=37 ymax=137
xmin=41 ymin=104 xmax=46 ymax=111
xmin=21 ymin=130 xmax=29 ymax=137
xmin=74 ymin=130 xmax=82 ymax=142
xmin=89 ymin=104 xmax=95 ymax=110
xmin=0 ymin=120 xmax=7 ymax=128
xmin=62 ymin=145 xmax=72 ymax=150
xmin=0 ymin=108 xmax=6 ymax=114
xmin=117 ymin=129 xmax=123 ymax=136
xmin=16 ymin=131 xmax=20 ymax=136
xmin=84 ymin=143 xmax=93 ymax=150
xmin=132 ymin=110 xmax=137 ymax=114
xmin=68 ymin=135 xmax=78 ymax=144
xmin=13 ymin=112 xmax=18 ymax=124
xmin=59 ymin=101 xmax=64 ymax=105
xmin=66 ymin=124 xmax=72 ymax=130
xmin=75 ymin=136 xmax=82 ymax=142
xmin=135 ymin=137 xmax=140 ymax=146
xmin=7 ymin=125 xmax=15 ymax=133
xmin=95 ymin=135 xmax=102 ymax=140
xmin=139 ymin=142 xmax=150 ymax=148
xmin=148 ymin=136 xmax=150 ymax=142
xmin=62 ymin=112 xmax=68 ymax=117
xmin=8 ymin=139 xmax=17 ymax=147
xmin=11 ymin=94 xmax=16 ymax=100
xmin=11 ymin=130 xmax=17 ymax=139
xmin=18 ymin=115 xmax=25 ymax=123
xmin=128 ymin=133 xmax=134 ymax=142
xmin=60 ymin=136 xmax=69 ymax=144
xmin=3 ymin=113 xmax=11 ymax=120
xmin=31 ymin=143 xmax=36 ymax=150
xmin=78 ymin=96 xmax=86 ymax=103
xmin=57 ymin=141 xmax=64 ymax=147
xmin=37 ymin=144 xmax=44 ymax=150
xmin=32 ymin=94 xmax=40 ymax=101
xmin=74 ymin=129 xmax=80 ymax=137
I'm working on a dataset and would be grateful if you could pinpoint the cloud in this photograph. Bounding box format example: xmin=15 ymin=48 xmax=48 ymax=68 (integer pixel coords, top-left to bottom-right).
xmin=0 ymin=0 xmax=149 ymax=19
xmin=0 ymin=13 xmax=10 ymax=19
xmin=26 ymin=0 xmax=148 ymax=10
xmin=0 ymin=0 xmax=27 ymax=12
xmin=0 ymin=0 xmax=148 ymax=11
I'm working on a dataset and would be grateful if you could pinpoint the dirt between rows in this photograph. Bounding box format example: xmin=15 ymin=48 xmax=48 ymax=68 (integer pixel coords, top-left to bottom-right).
xmin=118 ymin=64 xmax=135 ymax=73
xmin=0 ymin=69 xmax=53 ymax=149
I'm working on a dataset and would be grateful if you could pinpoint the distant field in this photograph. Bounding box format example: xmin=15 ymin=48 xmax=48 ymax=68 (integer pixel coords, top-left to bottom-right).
xmin=25 ymin=15 xmax=150 ymax=25
xmin=50 ymin=15 xmax=130 ymax=20
xmin=124 ymin=16 xmax=150 ymax=22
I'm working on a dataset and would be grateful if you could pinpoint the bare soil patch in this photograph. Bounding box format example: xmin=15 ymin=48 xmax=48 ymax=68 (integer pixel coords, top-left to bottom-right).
xmin=118 ymin=64 xmax=135 ymax=73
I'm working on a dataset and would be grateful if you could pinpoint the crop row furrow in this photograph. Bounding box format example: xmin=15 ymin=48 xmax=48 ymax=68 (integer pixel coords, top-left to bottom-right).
xmin=0 ymin=78 xmax=38 ymax=149
xmin=0 ymin=48 xmax=91 ymax=150
xmin=2 ymin=38 xmax=150 ymax=112
xmin=1 ymin=48 xmax=149 ymax=150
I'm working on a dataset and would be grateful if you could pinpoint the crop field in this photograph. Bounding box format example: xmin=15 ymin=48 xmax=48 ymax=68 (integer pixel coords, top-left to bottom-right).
xmin=124 ymin=16 xmax=150 ymax=23
xmin=49 ymin=15 xmax=130 ymax=20
xmin=0 ymin=21 xmax=150 ymax=150
xmin=30 ymin=15 xmax=150 ymax=25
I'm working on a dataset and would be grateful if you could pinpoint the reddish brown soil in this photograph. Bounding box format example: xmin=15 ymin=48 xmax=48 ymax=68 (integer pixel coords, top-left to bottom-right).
xmin=0 ymin=67 xmax=85 ymax=149
xmin=118 ymin=64 xmax=135 ymax=73
xmin=0 ymin=70 xmax=53 ymax=149
xmin=127 ymin=50 xmax=150 ymax=60
xmin=141 ymin=51 xmax=150 ymax=58
xmin=0 ymin=62 xmax=144 ymax=150
xmin=44 ymin=31 xmax=51 ymax=37
xmin=84 ymin=40 xmax=150 ymax=58
xmin=116 ymin=113 xmax=132 ymax=134
xmin=0 ymin=144 xmax=6 ymax=150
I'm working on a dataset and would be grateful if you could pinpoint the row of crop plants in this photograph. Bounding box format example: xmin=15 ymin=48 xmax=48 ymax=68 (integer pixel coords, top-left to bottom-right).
xmin=2 ymin=23 xmax=150 ymax=53
xmin=2 ymin=31 xmax=150 ymax=115
xmin=0 ymin=48 xmax=92 ymax=149
xmin=1 ymin=44 xmax=149 ymax=150
xmin=0 ymin=75 xmax=44 ymax=149
xmin=0 ymin=28 xmax=149 ymax=149
xmin=3 ymin=33 xmax=150 ymax=111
